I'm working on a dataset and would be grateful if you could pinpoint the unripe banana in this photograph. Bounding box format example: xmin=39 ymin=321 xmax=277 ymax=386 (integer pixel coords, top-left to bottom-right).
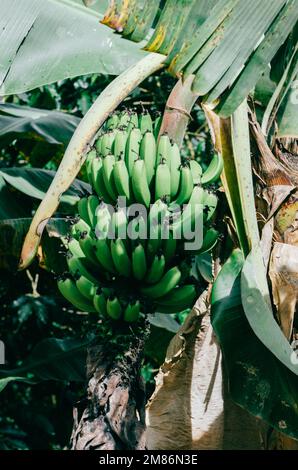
xmin=174 ymin=163 xmax=194 ymax=205
xmin=71 ymin=218 xmax=91 ymax=240
xmin=58 ymin=277 xmax=96 ymax=312
xmin=66 ymin=237 xmax=85 ymax=258
xmin=78 ymin=197 xmax=91 ymax=226
xmin=95 ymin=135 xmax=103 ymax=155
xmin=155 ymin=160 xmax=171 ymax=200
xmin=189 ymin=159 xmax=202 ymax=185
xmin=140 ymin=132 xmax=156 ymax=185
xmin=131 ymin=159 xmax=151 ymax=208
xmin=113 ymin=129 xmax=128 ymax=159
xmin=162 ymin=232 xmax=177 ymax=263
xmin=126 ymin=112 xmax=139 ymax=132
xmin=139 ymin=112 xmax=153 ymax=134
xmin=66 ymin=254 xmax=99 ymax=285
xmin=156 ymin=135 xmax=171 ymax=166
xmin=110 ymin=208 xmax=127 ymax=240
xmin=169 ymin=143 xmax=181 ymax=198
xmin=155 ymin=284 xmax=197 ymax=312
xmin=101 ymin=131 xmax=116 ymax=157
xmin=87 ymin=195 xmax=99 ymax=228
xmin=113 ymin=158 xmax=131 ymax=201
xmin=107 ymin=296 xmax=122 ymax=320
xmin=198 ymin=227 xmax=219 ymax=253
xmin=111 ymin=238 xmax=132 ymax=277
xmin=94 ymin=201 xmax=112 ymax=238
xmin=153 ymin=114 xmax=162 ymax=140
xmin=145 ymin=254 xmax=165 ymax=284
xmin=171 ymin=185 xmax=204 ymax=239
xmin=76 ymin=275 xmax=97 ymax=300
xmin=91 ymin=157 xmax=114 ymax=204
xmin=105 ymin=113 xmax=119 ymax=131
xmin=201 ymin=153 xmax=223 ymax=185
xmin=124 ymin=300 xmax=140 ymax=322
xmin=140 ymin=266 xmax=181 ymax=299
xmin=85 ymin=149 xmax=97 ymax=184
xmin=94 ymin=236 xmax=116 ymax=274
xmin=102 ymin=154 xmax=118 ymax=202
xmin=132 ymin=243 xmax=147 ymax=280
xmin=118 ymin=111 xmax=131 ymax=129
xmin=125 ymin=127 xmax=142 ymax=174
xmin=93 ymin=290 xmax=108 ymax=316
xmin=78 ymin=232 xmax=97 ymax=267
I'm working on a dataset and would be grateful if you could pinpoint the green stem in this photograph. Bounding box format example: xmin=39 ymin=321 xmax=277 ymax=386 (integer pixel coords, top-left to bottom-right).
xmin=19 ymin=52 xmax=165 ymax=270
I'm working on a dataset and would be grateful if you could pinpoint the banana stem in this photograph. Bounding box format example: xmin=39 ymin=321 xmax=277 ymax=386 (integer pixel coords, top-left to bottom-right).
xmin=19 ymin=52 xmax=165 ymax=270
xmin=158 ymin=74 xmax=198 ymax=147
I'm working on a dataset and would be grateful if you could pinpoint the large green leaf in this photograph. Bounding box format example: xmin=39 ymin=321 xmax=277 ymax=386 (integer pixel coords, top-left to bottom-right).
xmin=0 ymin=0 xmax=146 ymax=96
xmin=211 ymin=249 xmax=298 ymax=439
xmin=0 ymin=167 xmax=90 ymax=205
xmin=0 ymin=103 xmax=80 ymax=146
xmin=0 ymin=337 xmax=89 ymax=392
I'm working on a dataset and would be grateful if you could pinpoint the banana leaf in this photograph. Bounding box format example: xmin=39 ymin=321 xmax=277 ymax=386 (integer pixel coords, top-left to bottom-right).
xmin=211 ymin=249 xmax=298 ymax=439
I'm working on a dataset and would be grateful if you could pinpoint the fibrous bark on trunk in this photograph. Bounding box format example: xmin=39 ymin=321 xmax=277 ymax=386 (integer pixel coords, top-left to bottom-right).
xmin=71 ymin=321 xmax=150 ymax=450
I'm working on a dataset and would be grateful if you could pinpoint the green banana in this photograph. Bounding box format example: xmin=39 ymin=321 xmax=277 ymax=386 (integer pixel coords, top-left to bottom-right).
xmin=111 ymin=238 xmax=132 ymax=277
xmin=58 ymin=277 xmax=96 ymax=312
xmin=162 ymin=232 xmax=177 ymax=263
xmin=94 ymin=202 xmax=112 ymax=238
xmin=139 ymin=112 xmax=153 ymax=134
xmin=78 ymin=197 xmax=91 ymax=225
xmin=131 ymin=159 xmax=151 ymax=207
xmin=153 ymin=114 xmax=162 ymax=140
xmin=113 ymin=129 xmax=128 ymax=159
xmin=126 ymin=112 xmax=139 ymax=132
xmin=66 ymin=254 xmax=99 ymax=284
xmin=78 ymin=232 xmax=101 ymax=270
xmin=110 ymin=208 xmax=127 ymax=240
xmin=102 ymin=154 xmax=118 ymax=202
xmin=198 ymin=227 xmax=219 ymax=253
xmin=118 ymin=111 xmax=131 ymax=129
xmin=156 ymin=284 xmax=197 ymax=312
xmin=107 ymin=296 xmax=122 ymax=320
xmin=66 ymin=237 xmax=85 ymax=258
xmin=156 ymin=134 xmax=171 ymax=166
xmin=85 ymin=149 xmax=97 ymax=184
xmin=76 ymin=275 xmax=97 ymax=300
xmin=174 ymin=163 xmax=194 ymax=205
xmin=91 ymin=157 xmax=114 ymax=204
xmin=169 ymin=143 xmax=181 ymax=198
xmin=87 ymin=195 xmax=99 ymax=228
xmin=93 ymin=290 xmax=108 ymax=316
xmin=113 ymin=158 xmax=131 ymax=201
xmin=71 ymin=218 xmax=91 ymax=240
xmin=94 ymin=237 xmax=116 ymax=274
xmin=189 ymin=159 xmax=202 ymax=185
xmin=95 ymin=135 xmax=103 ymax=155
xmin=124 ymin=301 xmax=140 ymax=323
xmin=155 ymin=160 xmax=171 ymax=200
xmin=140 ymin=132 xmax=156 ymax=185
xmin=201 ymin=153 xmax=223 ymax=185
xmin=145 ymin=254 xmax=165 ymax=284
xmin=132 ymin=243 xmax=147 ymax=280
xmin=171 ymin=185 xmax=205 ymax=239
xmin=203 ymin=191 xmax=218 ymax=223
xmin=140 ymin=266 xmax=181 ymax=299
xmin=125 ymin=127 xmax=142 ymax=175
xmin=105 ymin=113 xmax=119 ymax=131
xmin=101 ymin=131 xmax=116 ymax=157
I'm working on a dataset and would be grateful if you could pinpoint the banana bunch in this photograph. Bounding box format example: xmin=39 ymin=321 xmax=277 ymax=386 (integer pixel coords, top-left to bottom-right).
xmin=58 ymin=110 xmax=223 ymax=322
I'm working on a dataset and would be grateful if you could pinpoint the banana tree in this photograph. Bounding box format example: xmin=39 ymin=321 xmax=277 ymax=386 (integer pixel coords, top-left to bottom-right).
xmin=1 ymin=0 xmax=298 ymax=450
